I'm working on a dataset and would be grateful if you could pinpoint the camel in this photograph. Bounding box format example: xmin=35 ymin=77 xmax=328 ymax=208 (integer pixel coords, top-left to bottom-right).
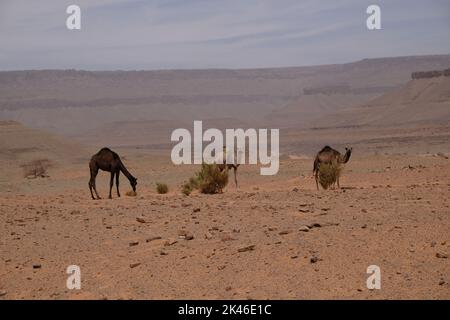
xmin=313 ymin=146 xmax=352 ymax=190
xmin=216 ymin=147 xmax=242 ymax=189
xmin=88 ymin=147 xmax=137 ymax=200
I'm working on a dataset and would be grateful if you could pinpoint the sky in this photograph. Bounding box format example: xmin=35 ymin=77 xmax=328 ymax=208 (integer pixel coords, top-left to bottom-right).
xmin=0 ymin=0 xmax=449 ymax=70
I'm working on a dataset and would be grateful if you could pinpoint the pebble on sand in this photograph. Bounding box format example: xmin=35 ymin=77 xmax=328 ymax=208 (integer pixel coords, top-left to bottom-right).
xmin=238 ymin=245 xmax=255 ymax=253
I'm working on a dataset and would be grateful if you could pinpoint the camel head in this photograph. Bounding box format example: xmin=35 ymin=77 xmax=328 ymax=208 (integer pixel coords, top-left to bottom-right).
xmin=130 ymin=177 xmax=138 ymax=192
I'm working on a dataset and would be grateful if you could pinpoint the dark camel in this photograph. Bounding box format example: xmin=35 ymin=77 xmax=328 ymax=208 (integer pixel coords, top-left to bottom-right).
xmin=88 ymin=147 xmax=137 ymax=200
xmin=313 ymin=146 xmax=352 ymax=190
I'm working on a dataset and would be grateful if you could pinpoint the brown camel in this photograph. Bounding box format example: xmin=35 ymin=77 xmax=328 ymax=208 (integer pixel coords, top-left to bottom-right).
xmin=313 ymin=146 xmax=352 ymax=190
xmin=88 ymin=147 xmax=137 ymax=200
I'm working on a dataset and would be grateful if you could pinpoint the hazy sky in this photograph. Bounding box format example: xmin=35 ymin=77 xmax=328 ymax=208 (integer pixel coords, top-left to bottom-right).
xmin=0 ymin=0 xmax=449 ymax=70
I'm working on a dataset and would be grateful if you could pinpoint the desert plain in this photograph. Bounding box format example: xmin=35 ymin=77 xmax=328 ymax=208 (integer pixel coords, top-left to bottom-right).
xmin=1 ymin=55 xmax=450 ymax=299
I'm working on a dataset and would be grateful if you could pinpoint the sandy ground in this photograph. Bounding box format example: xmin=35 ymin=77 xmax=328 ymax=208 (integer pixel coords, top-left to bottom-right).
xmin=0 ymin=152 xmax=449 ymax=300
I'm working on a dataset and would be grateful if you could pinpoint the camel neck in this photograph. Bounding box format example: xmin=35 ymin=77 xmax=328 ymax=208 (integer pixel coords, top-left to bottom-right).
xmin=119 ymin=160 xmax=134 ymax=180
xmin=341 ymin=151 xmax=351 ymax=163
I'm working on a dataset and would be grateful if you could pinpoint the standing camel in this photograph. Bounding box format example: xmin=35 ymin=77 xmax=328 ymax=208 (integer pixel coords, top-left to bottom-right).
xmin=88 ymin=147 xmax=137 ymax=200
xmin=217 ymin=147 xmax=242 ymax=189
xmin=313 ymin=146 xmax=352 ymax=190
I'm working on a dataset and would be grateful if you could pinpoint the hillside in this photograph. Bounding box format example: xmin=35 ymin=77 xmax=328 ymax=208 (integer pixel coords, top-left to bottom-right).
xmin=312 ymin=76 xmax=450 ymax=129
xmin=1 ymin=54 xmax=450 ymax=137
xmin=0 ymin=121 xmax=89 ymax=186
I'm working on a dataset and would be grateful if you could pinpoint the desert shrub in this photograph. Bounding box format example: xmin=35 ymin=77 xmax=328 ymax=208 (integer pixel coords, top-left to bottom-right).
xmin=156 ymin=182 xmax=169 ymax=194
xmin=181 ymin=164 xmax=228 ymax=195
xmin=22 ymin=159 xmax=51 ymax=178
xmin=196 ymin=164 xmax=229 ymax=194
xmin=125 ymin=190 xmax=137 ymax=197
xmin=318 ymin=162 xmax=342 ymax=190
xmin=181 ymin=182 xmax=193 ymax=196
xmin=181 ymin=177 xmax=198 ymax=196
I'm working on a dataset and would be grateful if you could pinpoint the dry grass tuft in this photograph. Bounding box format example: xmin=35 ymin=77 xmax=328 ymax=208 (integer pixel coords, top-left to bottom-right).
xmin=156 ymin=182 xmax=169 ymax=194
xmin=22 ymin=159 xmax=51 ymax=178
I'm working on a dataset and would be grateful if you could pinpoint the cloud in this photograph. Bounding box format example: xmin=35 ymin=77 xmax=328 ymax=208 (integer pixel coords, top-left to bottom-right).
xmin=0 ymin=0 xmax=449 ymax=70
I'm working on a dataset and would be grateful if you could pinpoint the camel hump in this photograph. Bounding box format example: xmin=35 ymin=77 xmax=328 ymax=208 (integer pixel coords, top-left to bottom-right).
xmin=96 ymin=147 xmax=120 ymax=160
xmin=319 ymin=145 xmax=333 ymax=153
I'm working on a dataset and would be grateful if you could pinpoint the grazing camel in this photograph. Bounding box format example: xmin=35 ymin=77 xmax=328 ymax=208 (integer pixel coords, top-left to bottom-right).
xmin=313 ymin=146 xmax=352 ymax=190
xmin=88 ymin=147 xmax=137 ymax=200
xmin=217 ymin=147 xmax=242 ymax=189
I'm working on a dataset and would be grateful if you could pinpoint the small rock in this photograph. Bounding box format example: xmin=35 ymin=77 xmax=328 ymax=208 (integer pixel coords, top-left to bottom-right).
xmin=129 ymin=263 xmax=141 ymax=268
xmin=279 ymin=230 xmax=291 ymax=235
xmin=361 ymin=224 xmax=367 ymax=229
xmin=0 ymin=290 xmax=7 ymax=297
xmin=185 ymin=233 xmax=194 ymax=241
xmin=292 ymin=187 xmax=299 ymax=192
xmin=193 ymin=208 xmax=201 ymax=213
xmin=146 ymin=236 xmax=162 ymax=242
xmin=205 ymin=232 xmax=213 ymax=240
xmin=299 ymin=226 xmax=310 ymax=232
xmin=33 ymin=264 xmax=41 ymax=269
xmin=164 ymin=239 xmax=178 ymax=246
xmin=310 ymin=256 xmax=318 ymax=263
xmin=436 ymin=253 xmax=448 ymax=259
xmin=136 ymin=217 xmax=146 ymax=223
xmin=129 ymin=241 xmax=139 ymax=247
xmin=439 ymin=280 xmax=445 ymax=286
xmin=238 ymin=245 xmax=255 ymax=253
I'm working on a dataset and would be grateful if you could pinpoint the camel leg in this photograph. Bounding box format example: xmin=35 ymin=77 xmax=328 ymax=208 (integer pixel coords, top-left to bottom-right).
xmin=116 ymin=170 xmax=121 ymax=197
xmin=233 ymin=167 xmax=238 ymax=190
xmin=88 ymin=181 xmax=95 ymax=200
xmin=89 ymin=165 xmax=101 ymax=200
xmin=109 ymin=172 xmax=115 ymax=199
xmin=314 ymin=170 xmax=319 ymax=190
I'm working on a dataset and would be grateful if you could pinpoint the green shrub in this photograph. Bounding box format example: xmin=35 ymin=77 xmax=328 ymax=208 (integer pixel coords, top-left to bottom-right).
xmin=181 ymin=182 xmax=193 ymax=196
xmin=181 ymin=164 xmax=229 ymax=195
xmin=196 ymin=164 xmax=229 ymax=194
xmin=156 ymin=182 xmax=169 ymax=194
xmin=318 ymin=162 xmax=342 ymax=190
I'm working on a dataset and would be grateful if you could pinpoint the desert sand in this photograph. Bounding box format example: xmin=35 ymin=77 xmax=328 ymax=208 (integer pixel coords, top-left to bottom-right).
xmin=1 ymin=55 xmax=450 ymax=300
xmin=0 ymin=146 xmax=449 ymax=299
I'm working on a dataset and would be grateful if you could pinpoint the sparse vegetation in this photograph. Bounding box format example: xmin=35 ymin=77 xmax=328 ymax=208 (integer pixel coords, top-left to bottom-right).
xmin=181 ymin=177 xmax=198 ymax=196
xmin=318 ymin=162 xmax=342 ymax=190
xmin=22 ymin=159 xmax=51 ymax=178
xmin=156 ymin=182 xmax=169 ymax=194
xmin=181 ymin=164 xmax=229 ymax=195
xmin=196 ymin=164 xmax=229 ymax=194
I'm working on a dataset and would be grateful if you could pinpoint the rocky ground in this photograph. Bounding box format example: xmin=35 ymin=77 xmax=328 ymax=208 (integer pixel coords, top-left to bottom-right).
xmin=0 ymin=153 xmax=449 ymax=299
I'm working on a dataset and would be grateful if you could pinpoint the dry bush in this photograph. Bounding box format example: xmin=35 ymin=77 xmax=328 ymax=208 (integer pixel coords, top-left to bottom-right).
xmin=156 ymin=182 xmax=169 ymax=194
xmin=22 ymin=159 xmax=51 ymax=178
xmin=181 ymin=182 xmax=193 ymax=196
xmin=125 ymin=190 xmax=137 ymax=197
xmin=318 ymin=162 xmax=342 ymax=190
xmin=181 ymin=177 xmax=198 ymax=196
xmin=196 ymin=164 xmax=229 ymax=194
xmin=181 ymin=164 xmax=228 ymax=195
